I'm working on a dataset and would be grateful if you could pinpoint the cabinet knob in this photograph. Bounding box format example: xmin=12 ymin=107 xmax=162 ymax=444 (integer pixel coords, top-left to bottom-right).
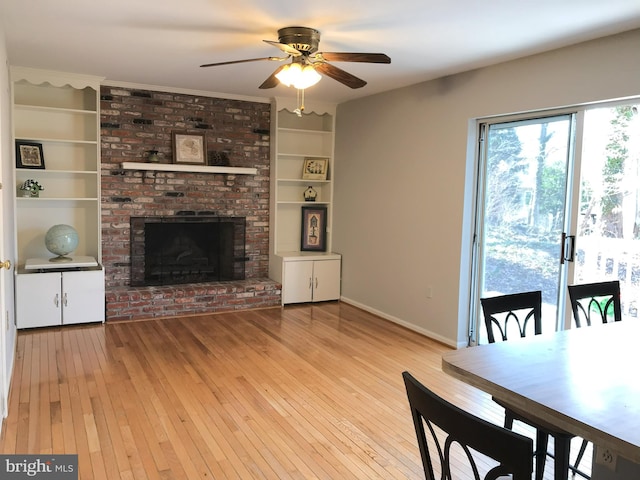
xmin=54 ymin=294 xmax=60 ymax=308
xmin=0 ymin=260 xmax=10 ymax=270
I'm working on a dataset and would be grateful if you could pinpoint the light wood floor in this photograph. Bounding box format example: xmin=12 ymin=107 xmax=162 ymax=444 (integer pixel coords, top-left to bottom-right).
xmin=0 ymin=302 xmax=590 ymax=479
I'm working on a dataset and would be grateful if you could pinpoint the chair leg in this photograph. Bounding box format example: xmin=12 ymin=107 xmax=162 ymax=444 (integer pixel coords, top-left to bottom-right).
xmin=554 ymin=436 xmax=571 ymax=480
xmin=535 ymin=430 xmax=549 ymax=480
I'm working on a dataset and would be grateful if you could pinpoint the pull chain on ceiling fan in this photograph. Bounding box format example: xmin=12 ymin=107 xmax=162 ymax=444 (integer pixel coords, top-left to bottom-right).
xmin=200 ymin=26 xmax=391 ymax=114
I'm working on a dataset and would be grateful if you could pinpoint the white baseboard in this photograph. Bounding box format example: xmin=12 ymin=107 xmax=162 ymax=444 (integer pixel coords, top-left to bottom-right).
xmin=339 ymin=296 xmax=459 ymax=349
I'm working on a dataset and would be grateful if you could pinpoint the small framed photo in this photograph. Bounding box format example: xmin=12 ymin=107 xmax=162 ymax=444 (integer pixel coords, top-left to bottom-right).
xmin=172 ymin=132 xmax=207 ymax=165
xmin=301 ymin=206 xmax=327 ymax=252
xmin=302 ymin=158 xmax=328 ymax=180
xmin=15 ymin=141 xmax=45 ymax=169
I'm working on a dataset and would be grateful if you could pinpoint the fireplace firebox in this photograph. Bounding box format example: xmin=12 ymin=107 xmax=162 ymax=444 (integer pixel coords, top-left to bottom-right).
xmin=130 ymin=216 xmax=246 ymax=287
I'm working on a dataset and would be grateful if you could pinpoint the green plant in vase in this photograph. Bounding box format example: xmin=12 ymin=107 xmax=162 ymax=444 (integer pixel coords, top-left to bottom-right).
xmin=19 ymin=179 xmax=44 ymax=197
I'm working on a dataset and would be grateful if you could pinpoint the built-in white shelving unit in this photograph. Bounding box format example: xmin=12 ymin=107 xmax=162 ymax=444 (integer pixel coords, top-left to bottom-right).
xmin=11 ymin=67 xmax=105 ymax=328
xmin=268 ymin=98 xmax=341 ymax=304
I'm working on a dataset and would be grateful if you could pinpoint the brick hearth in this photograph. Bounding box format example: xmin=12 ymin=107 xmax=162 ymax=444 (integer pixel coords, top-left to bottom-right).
xmin=100 ymin=86 xmax=281 ymax=321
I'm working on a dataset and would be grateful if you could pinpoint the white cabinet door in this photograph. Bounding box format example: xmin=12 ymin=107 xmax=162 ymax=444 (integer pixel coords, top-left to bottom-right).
xmin=282 ymin=258 xmax=341 ymax=304
xmin=16 ymin=268 xmax=105 ymax=328
xmin=283 ymin=261 xmax=313 ymax=304
xmin=62 ymin=269 xmax=105 ymax=325
xmin=16 ymin=272 xmax=62 ymax=328
xmin=312 ymin=259 xmax=341 ymax=302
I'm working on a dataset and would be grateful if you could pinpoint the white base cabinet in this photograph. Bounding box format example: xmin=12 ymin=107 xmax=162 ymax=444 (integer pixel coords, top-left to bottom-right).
xmin=272 ymin=253 xmax=341 ymax=304
xmin=16 ymin=268 xmax=105 ymax=329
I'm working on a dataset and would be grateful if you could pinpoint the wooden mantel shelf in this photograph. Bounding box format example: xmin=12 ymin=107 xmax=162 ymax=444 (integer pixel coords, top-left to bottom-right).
xmin=121 ymin=162 xmax=258 ymax=175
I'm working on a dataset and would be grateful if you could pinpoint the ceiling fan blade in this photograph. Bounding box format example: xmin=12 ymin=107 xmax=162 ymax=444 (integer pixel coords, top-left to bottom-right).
xmin=315 ymin=52 xmax=391 ymax=64
xmin=263 ymin=40 xmax=303 ymax=57
xmin=314 ymin=63 xmax=367 ymax=89
xmin=200 ymin=57 xmax=288 ymax=68
xmin=259 ymin=65 xmax=287 ymax=89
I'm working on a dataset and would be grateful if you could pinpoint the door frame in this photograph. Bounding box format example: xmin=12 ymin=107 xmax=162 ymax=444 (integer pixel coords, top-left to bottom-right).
xmin=0 ymin=45 xmax=18 ymax=428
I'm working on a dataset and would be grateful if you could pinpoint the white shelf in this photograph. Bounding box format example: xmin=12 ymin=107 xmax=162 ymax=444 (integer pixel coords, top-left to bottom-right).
xmin=25 ymin=256 xmax=98 ymax=270
xmin=277 ymin=152 xmax=330 ymax=159
xmin=277 ymin=201 xmax=330 ymax=205
xmin=278 ymin=178 xmax=331 ymax=184
xmin=15 ymin=137 xmax=98 ymax=145
xmin=276 ymin=251 xmax=341 ymax=260
xmin=16 ymin=197 xmax=99 ymax=202
xmin=121 ymin=162 xmax=257 ymax=175
xmin=15 ymin=104 xmax=96 ymax=115
xmin=17 ymin=168 xmax=97 ymax=175
xmin=278 ymin=127 xmax=332 ymax=135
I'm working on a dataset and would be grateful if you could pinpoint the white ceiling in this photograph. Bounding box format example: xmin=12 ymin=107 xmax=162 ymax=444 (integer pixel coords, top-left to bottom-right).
xmin=2 ymin=0 xmax=640 ymax=104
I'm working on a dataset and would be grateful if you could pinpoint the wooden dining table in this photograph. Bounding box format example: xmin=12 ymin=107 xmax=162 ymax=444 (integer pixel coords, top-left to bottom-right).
xmin=441 ymin=320 xmax=640 ymax=479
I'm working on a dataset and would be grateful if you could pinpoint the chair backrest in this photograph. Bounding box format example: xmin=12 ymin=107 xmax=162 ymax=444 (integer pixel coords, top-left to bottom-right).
xmin=402 ymin=371 xmax=533 ymax=480
xmin=480 ymin=291 xmax=542 ymax=343
xmin=567 ymin=280 xmax=622 ymax=328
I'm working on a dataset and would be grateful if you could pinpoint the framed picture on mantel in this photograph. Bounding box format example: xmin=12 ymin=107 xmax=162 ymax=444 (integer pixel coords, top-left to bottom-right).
xmin=172 ymin=132 xmax=206 ymax=165
xmin=301 ymin=206 xmax=327 ymax=251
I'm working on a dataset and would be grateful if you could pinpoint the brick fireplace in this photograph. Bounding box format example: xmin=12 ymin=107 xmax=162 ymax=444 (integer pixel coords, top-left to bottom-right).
xmin=100 ymin=86 xmax=281 ymax=321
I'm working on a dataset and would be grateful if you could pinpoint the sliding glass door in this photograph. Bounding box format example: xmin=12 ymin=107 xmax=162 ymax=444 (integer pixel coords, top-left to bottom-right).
xmin=471 ymin=101 xmax=640 ymax=345
xmin=572 ymin=103 xmax=640 ymax=321
xmin=472 ymin=115 xmax=575 ymax=344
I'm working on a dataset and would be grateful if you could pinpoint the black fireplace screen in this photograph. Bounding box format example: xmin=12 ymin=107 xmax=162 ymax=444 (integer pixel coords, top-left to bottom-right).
xmin=130 ymin=216 xmax=246 ymax=287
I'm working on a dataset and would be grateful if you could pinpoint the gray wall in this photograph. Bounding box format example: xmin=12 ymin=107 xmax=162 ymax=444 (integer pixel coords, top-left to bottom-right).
xmin=333 ymin=29 xmax=640 ymax=347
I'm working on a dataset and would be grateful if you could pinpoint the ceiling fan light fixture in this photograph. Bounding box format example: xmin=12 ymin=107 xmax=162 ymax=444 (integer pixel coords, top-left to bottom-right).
xmin=275 ymin=63 xmax=321 ymax=90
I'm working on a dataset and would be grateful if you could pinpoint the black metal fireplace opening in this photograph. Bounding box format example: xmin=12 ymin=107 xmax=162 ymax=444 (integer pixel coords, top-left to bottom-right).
xmin=130 ymin=216 xmax=246 ymax=287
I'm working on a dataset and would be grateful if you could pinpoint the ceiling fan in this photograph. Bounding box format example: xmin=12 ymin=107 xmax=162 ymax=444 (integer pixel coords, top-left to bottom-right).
xmin=200 ymin=26 xmax=391 ymax=90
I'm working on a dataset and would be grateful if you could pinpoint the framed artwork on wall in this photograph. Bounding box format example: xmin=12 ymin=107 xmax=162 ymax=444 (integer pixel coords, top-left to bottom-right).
xmin=15 ymin=140 xmax=45 ymax=169
xmin=172 ymin=132 xmax=207 ymax=165
xmin=302 ymin=158 xmax=328 ymax=180
xmin=301 ymin=206 xmax=327 ymax=251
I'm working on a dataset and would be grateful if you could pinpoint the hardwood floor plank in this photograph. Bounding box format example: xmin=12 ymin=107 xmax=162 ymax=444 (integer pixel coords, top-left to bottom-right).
xmin=1 ymin=302 xmax=570 ymax=479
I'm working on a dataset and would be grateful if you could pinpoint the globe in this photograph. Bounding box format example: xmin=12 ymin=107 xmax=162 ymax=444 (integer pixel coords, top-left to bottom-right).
xmin=45 ymin=224 xmax=79 ymax=262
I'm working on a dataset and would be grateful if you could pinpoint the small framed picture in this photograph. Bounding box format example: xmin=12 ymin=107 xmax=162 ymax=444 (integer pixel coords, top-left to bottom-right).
xmin=172 ymin=132 xmax=207 ymax=165
xmin=302 ymin=158 xmax=328 ymax=180
xmin=301 ymin=206 xmax=327 ymax=252
xmin=16 ymin=141 xmax=45 ymax=169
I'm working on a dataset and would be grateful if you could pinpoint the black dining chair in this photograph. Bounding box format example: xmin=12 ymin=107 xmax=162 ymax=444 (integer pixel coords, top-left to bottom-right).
xmin=568 ymin=280 xmax=622 ymax=327
xmin=402 ymin=371 xmax=533 ymax=480
xmin=481 ymin=291 xmax=587 ymax=480
xmin=481 ymin=290 xmax=542 ymax=343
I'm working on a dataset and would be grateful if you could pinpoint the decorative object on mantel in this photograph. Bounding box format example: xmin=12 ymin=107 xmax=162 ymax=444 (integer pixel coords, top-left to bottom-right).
xmin=303 ymin=186 xmax=317 ymax=202
xmin=172 ymin=131 xmax=207 ymax=166
xmin=209 ymin=150 xmax=230 ymax=166
xmin=15 ymin=140 xmax=45 ymax=169
xmin=19 ymin=179 xmax=44 ymax=198
xmin=302 ymin=158 xmax=328 ymax=180
xmin=45 ymin=224 xmax=79 ymax=263
xmin=147 ymin=150 xmax=160 ymax=163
